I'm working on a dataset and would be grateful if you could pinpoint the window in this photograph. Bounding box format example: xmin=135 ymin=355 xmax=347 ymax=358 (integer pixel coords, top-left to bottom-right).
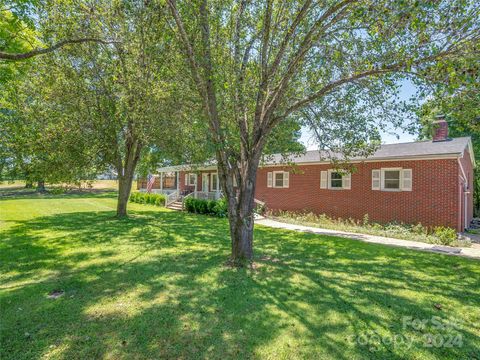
xmin=162 ymin=172 xmax=177 ymax=189
xmin=275 ymin=172 xmax=284 ymax=187
xmin=383 ymin=170 xmax=400 ymax=189
xmin=185 ymin=173 xmax=196 ymax=186
xmin=330 ymin=172 xmax=343 ymax=188
xmin=372 ymin=168 xmax=412 ymax=191
xmin=320 ymin=170 xmax=351 ymax=190
xmin=267 ymin=171 xmax=289 ymax=188
xmin=211 ymin=173 xmax=219 ymax=191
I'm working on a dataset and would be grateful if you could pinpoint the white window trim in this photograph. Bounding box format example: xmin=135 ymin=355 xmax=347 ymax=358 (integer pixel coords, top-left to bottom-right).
xmin=211 ymin=172 xmax=220 ymax=191
xmin=272 ymin=171 xmax=288 ymax=188
xmin=327 ymin=169 xmax=345 ymax=190
xmin=187 ymin=173 xmax=197 ymax=186
xmin=380 ymin=168 xmax=402 ymax=192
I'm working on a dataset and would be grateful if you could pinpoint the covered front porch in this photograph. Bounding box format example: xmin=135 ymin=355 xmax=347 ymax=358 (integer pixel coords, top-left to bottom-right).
xmin=183 ymin=171 xmax=223 ymax=200
xmin=138 ymin=168 xmax=223 ymax=205
xmin=138 ymin=170 xmax=180 ymax=195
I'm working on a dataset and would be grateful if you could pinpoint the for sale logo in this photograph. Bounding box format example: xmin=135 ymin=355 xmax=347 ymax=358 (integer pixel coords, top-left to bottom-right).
xmin=347 ymin=316 xmax=464 ymax=351
xmin=402 ymin=316 xmax=463 ymax=348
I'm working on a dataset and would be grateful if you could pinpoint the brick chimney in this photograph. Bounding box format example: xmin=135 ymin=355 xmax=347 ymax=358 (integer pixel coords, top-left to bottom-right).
xmin=432 ymin=115 xmax=449 ymax=142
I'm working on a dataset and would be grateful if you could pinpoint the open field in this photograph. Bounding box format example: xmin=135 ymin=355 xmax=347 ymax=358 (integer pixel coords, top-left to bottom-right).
xmin=1 ymin=192 xmax=479 ymax=359
xmin=0 ymin=180 xmax=137 ymax=193
xmin=0 ymin=180 xmax=28 ymax=189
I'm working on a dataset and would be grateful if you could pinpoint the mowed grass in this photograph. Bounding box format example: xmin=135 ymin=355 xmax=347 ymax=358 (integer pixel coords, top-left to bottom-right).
xmin=0 ymin=193 xmax=479 ymax=360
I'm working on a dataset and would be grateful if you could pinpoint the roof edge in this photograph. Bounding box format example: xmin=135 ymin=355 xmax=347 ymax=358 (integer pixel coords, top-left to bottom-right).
xmin=465 ymin=137 xmax=476 ymax=167
xmin=156 ymin=153 xmax=463 ymax=172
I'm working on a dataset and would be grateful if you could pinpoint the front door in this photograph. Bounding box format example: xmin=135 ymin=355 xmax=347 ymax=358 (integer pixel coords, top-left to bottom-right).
xmin=202 ymin=174 xmax=209 ymax=193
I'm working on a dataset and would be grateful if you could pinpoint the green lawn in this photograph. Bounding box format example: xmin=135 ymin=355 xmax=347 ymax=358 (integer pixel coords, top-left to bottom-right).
xmin=1 ymin=192 xmax=479 ymax=359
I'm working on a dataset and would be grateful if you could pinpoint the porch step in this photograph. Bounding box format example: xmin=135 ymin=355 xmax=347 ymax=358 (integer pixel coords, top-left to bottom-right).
xmin=166 ymin=201 xmax=183 ymax=211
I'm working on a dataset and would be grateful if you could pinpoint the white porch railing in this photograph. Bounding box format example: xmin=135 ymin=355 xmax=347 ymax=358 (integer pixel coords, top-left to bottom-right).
xmin=165 ymin=190 xmax=179 ymax=206
xmin=140 ymin=188 xmax=177 ymax=195
xmin=193 ymin=191 xmax=223 ymax=201
xmin=182 ymin=192 xmax=194 ymax=210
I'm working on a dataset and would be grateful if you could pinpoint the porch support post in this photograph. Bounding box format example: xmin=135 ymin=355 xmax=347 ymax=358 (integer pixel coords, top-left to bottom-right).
xmin=160 ymin=172 xmax=163 ymax=192
xmin=176 ymin=171 xmax=179 ymax=192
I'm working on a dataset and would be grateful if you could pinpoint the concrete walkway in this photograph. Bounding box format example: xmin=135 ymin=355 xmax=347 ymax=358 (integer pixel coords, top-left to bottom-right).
xmin=255 ymin=218 xmax=480 ymax=260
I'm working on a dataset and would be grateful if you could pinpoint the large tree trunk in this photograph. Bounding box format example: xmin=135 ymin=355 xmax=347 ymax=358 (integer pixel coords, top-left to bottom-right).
xmin=229 ymin=184 xmax=256 ymax=264
xmin=117 ymin=170 xmax=135 ymax=217
xmin=115 ymin=138 xmax=142 ymax=218
xmin=222 ymin=158 xmax=260 ymax=266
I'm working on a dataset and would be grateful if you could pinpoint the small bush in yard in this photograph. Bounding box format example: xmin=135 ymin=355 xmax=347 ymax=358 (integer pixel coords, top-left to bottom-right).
xmin=129 ymin=192 xmax=165 ymax=207
xmin=196 ymin=199 xmax=208 ymax=214
xmin=433 ymin=226 xmax=458 ymax=245
xmin=207 ymin=200 xmax=216 ymax=215
xmin=129 ymin=193 xmax=137 ymax=202
xmin=213 ymin=197 xmax=228 ymax=217
xmin=184 ymin=197 xmax=194 ymax=212
xmin=184 ymin=197 xmax=227 ymax=217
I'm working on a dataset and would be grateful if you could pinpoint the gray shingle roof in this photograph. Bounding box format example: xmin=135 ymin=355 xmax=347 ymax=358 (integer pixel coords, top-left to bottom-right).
xmin=157 ymin=137 xmax=473 ymax=172
xmin=263 ymin=137 xmax=472 ymax=165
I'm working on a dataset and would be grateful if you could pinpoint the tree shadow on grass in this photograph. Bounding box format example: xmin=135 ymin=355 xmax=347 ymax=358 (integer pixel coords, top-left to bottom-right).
xmin=1 ymin=209 xmax=479 ymax=359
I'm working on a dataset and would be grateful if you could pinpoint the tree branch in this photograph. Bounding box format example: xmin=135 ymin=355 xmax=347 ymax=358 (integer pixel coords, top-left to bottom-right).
xmin=0 ymin=38 xmax=118 ymax=60
xmin=276 ymin=50 xmax=458 ymax=122
xmin=166 ymin=0 xmax=205 ymax=95
xmin=262 ymin=0 xmax=356 ymax=126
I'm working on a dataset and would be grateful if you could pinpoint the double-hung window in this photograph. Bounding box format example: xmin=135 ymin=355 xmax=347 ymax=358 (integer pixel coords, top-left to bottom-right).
xmin=372 ymin=168 xmax=412 ymax=191
xmin=320 ymin=170 xmax=351 ymax=190
xmin=330 ymin=172 xmax=343 ymax=188
xmin=383 ymin=170 xmax=401 ymax=190
xmin=267 ymin=171 xmax=289 ymax=188
xmin=185 ymin=173 xmax=197 ymax=186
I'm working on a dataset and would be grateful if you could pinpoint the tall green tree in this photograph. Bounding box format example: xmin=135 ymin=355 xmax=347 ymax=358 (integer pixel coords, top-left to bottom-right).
xmin=167 ymin=0 xmax=480 ymax=264
xmin=8 ymin=1 xmax=192 ymax=216
xmin=418 ymin=96 xmax=479 ymax=215
xmin=0 ymin=1 xmax=116 ymax=61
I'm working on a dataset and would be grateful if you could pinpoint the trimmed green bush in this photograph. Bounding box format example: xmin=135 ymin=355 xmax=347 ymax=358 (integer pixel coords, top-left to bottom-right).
xmin=184 ymin=197 xmax=194 ymax=212
xmin=213 ymin=197 xmax=228 ymax=217
xmin=184 ymin=197 xmax=227 ymax=217
xmin=129 ymin=192 xmax=165 ymax=207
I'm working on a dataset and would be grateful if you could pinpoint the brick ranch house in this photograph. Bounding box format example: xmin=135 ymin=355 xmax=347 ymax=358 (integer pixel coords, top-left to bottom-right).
xmin=139 ymin=120 xmax=475 ymax=232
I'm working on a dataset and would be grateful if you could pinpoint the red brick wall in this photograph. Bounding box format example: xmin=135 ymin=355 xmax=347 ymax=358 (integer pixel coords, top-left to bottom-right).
xmin=255 ymin=159 xmax=461 ymax=230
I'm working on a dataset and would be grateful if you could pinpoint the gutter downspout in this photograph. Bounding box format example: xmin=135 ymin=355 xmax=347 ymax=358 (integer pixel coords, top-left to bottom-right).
xmin=458 ymin=158 xmax=469 ymax=231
